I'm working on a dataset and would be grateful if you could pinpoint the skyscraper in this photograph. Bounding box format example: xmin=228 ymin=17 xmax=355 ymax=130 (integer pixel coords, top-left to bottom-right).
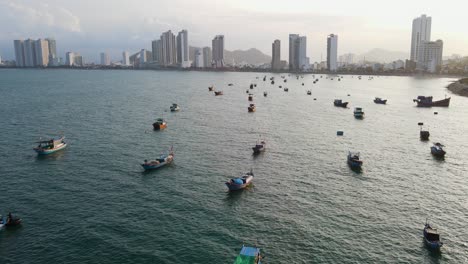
xmin=327 ymin=34 xmax=338 ymax=71
xmin=202 ymin=47 xmax=212 ymax=68
xmin=298 ymin=36 xmax=308 ymax=69
xmin=74 ymin=54 xmax=84 ymax=67
xmin=123 ymin=51 xmax=130 ymax=66
xmin=65 ymin=52 xmax=75 ymax=66
xmin=177 ymin=30 xmax=189 ymax=67
xmin=45 ymin=38 xmax=57 ymax=62
xmin=194 ymin=49 xmax=203 ymax=68
xmin=139 ymin=49 xmax=147 ymax=65
xmin=100 ymin=52 xmax=110 ymax=65
xmin=24 ymin=39 xmax=37 ymax=67
xmin=271 ymin=39 xmax=281 ymax=70
xmin=289 ymin=34 xmax=299 ymax=70
xmin=35 ymin=39 xmax=50 ymax=67
xmin=410 ymin=14 xmax=431 ymax=62
xmin=417 ymin=40 xmax=443 ymax=73
xmin=160 ymin=30 xmax=177 ymax=66
xmin=152 ymin=39 xmax=161 ymax=62
xmin=212 ymin=35 xmax=224 ymax=68
xmin=13 ymin=40 xmax=25 ymax=67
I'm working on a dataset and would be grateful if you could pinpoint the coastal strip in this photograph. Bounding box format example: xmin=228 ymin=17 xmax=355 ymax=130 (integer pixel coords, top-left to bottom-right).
xmin=447 ymin=78 xmax=468 ymax=97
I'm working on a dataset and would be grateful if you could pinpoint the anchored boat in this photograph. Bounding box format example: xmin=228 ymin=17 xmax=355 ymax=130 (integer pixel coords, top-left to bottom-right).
xmin=248 ymin=104 xmax=256 ymax=112
xmin=33 ymin=136 xmax=67 ymax=155
xmin=141 ymin=147 xmax=174 ymax=170
xmin=214 ymin=91 xmax=223 ymax=96
xmin=334 ymin=99 xmax=348 ymax=108
xmin=347 ymin=151 xmax=363 ymax=169
xmin=0 ymin=213 xmax=22 ymax=228
xmin=233 ymin=245 xmax=262 ymax=264
xmin=431 ymin=143 xmax=446 ymax=157
xmin=374 ymin=97 xmax=387 ymax=104
xmin=252 ymin=140 xmax=266 ymax=154
xmin=248 ymin=94 xmax=253 ymax=101
xmin=153 ymin=118 xmax=167 ymax=130
xmin=353 ymin=107 xmax=364 ymax=118
xmin=170 ymin=103 xmax=180 ymax=112
xmin=225 ymin=170 xmax=254 ymax=191
xmin=413 ymin=96 xmax=450 ymax=107
xmin=424 ymin=220 xmax=443 ymax=250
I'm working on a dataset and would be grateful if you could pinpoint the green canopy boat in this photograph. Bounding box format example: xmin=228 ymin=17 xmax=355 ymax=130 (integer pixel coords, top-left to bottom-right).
xmin=234 ymin=245 xmax=262 ymax=264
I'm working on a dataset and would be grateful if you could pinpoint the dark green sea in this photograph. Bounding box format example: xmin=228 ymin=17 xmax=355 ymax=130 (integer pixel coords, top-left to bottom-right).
xmin=0 ymin=69 xmax=467 ymax=263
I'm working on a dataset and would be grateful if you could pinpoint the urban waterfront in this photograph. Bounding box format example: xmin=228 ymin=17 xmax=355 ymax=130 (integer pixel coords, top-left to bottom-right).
xmin=0 ymin=69 xmax=467 ymax=263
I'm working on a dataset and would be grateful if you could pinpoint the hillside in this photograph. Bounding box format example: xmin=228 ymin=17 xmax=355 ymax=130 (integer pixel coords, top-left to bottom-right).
xmin=189 ymin=47 xmax=271 ymax=66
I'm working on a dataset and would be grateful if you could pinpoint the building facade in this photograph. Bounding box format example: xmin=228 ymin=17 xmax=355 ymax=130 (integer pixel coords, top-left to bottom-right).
xmin=288 ymin=34 xmax=299 ymax=70
xmin=65 ymin=52 xmax=75 ymax=66
xmin=45 ymin=38 xmax=57 ymax=63
xmin=327 ymin=34 xmax=338 ymax=71
xmin=123 ymin=51 xmax=130 ymax=66
xmin=14 ymin=40 xmax=25 ymax=67
xmin=160 ymin=30 xmax=177 ymax=66
xmin=410 ymin=14 xmax=431 ymax=62
xmin=271 ymin=39 xmax=281 ymax=70
xmin=202 ymin=47 xmax=212 ymax=68
xmin=417 ymin=40 xmax=443 ymax=73
xmin=24 ymin=39 xmax=37 ymax=67
xmin=194 ymin=49 xmax=203 ymax=68
xmin=152 ymin=39 xmax=161 ymax=62
xmin=177 ymin=30 xmax=190 ymax=67
xmin=212 ymin=35 xmax=224 ymax=68
xmin=35 ymin=39 xmax=50 ymax=67
xmin=100 ymin=52 xmax=110 ymax=65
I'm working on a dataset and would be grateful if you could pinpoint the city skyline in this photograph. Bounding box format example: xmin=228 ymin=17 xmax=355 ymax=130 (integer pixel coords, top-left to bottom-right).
xmin=0 ymin=0 xmax=467 ymax=63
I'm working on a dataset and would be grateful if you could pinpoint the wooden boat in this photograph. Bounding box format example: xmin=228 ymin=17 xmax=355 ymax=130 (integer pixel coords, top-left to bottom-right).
xmin=214 ymin=91 xmax=223 ymax=96
xmin=431 ymin=143 xmax=446 ymax=157
xmin=170 ymin=103 xmax=180 ymax=112
xmin=347 ymin=151 xmax=363 ymax=169
xmin=374 ymin=97 xmax=387 ymax=104
xmin=252 ymin=140 xmax=266 ymax=154
xmin=353 ymin=107 xmax=364 ymax=118
xmin=424 ymin=221 xmax=443 ymax=250
xmin=413 ymin=96 xmax=450 ymax=107
xmin=208 ymin=86 xmax=214 ymax=91
xmin=33 ymin=136 xmax=67 ymax=155
xmin=263 ymin=91 xmax=267 ymax=97
xmin=334 ymin=99 xmax=348 ymax=108
xmin=153 ymin=118 xmax=167 ymax=130
xmin=248 ymin=104 xmax=256 ymax=112
xmin=307 ymin=90 xmax=312 ymax=95
xmin=141 ymin=148 xmax=174 ymax=170
xmin=225 ymin=170 xmax=254 ymax=191
xmin=233 ymin=245 xmax=262 ymax=264
xmin=248 ymin=94 xmax=253 ymax=101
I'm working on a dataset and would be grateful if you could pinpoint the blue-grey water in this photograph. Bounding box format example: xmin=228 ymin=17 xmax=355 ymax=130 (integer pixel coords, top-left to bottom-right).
xmin=0 ymin=69 xmax=467 ymax=263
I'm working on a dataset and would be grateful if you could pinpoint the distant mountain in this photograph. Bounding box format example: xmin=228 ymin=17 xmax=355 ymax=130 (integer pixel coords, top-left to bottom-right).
xmin=189 ymin=47 xmax=271 ymax=65
xmin=357 ymin=49 xmax=409 ymax=63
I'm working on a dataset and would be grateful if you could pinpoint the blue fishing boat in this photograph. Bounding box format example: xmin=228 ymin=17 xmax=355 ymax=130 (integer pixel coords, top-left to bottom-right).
xmin=33 ymin=136 xmax=67 ymax=155
xmin=431 ymin=143 xmax=446 ymax=157
xmin=424 ymin=221 xmax=443 ymax=250
xmin=233 ymin=245 xmax=262 ymax=264
xmin=347 ymin=151 xmax=363 ymax=169
xmin=225 ymin=170 xmax=254 ymax=191
xmin=141 ymin=147 xmax=174 ymax=170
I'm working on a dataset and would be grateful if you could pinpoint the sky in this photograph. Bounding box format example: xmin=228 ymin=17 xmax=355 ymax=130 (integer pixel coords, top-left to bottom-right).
xmin=0 ymin=0 xmax=467 ymax=63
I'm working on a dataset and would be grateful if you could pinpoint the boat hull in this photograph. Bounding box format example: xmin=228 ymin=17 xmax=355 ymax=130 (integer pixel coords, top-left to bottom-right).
xmin=416 ymin=97 xmax=450 ymax=107
xmin=354 ymin=113 xmax=364 ymax=119
xmin=374 ymin=100 xmax=387 ymax=104
xmin=225 ymin=175 xmax=253 ymax=191
xmin=141 ymin=159 xmax=172 ymax=170
xmin=334 ymin=102 xmax=348 ymax=108
xmin=431 ymin=147 xmax=446 ymax=157
xmin=252 ymin=146 xmax=265 ymax=154
xmin=34 ymin=143 xmax=67 ymax=155
xmin=153 ymin=123 xmax=167 ymax=130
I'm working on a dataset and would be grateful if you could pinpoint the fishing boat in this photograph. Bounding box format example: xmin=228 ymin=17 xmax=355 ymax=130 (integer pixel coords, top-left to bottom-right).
xmin=33 ymin=136 xmax=67 ymax=155
xmin=353 ymin=107 xmax=364 ymax=118
xmin=284 ymin=87 xmax=288 ymax=92
xmin=233 ymin=245 xmax=262 ymax=264
xmin=271 ymin=80 xmax=275 ymax=85
xmin=250 ymin=84 xmax=254 ymax=89
xmin=252 ymin=140 xmax=266 ymax=154
xmin=347 ymin=151 xmax=363 ymax=169
xmin=374 ymin=97 xmax=387 ymax=104
xmin=170 ymin=103 xmax=180 ymax=112
xmin=431 ymin=143 xmax=446 ymax=157
xmin=141 ymin=148 xmax=174 ymax=170
xmin=152 ymin=118 xmax=167 ymax=130
xmin=246 ymin=90 xmax=249 ymax=94
xmin=424 ymin=220 xmax=443 ymax=250
xmin=214 ymin=91 xmax=223 ymax=96
xmin=208 ymin=86 xmax=214 ymax=91
xmin=334 ymin=99 xmax=348 ymax=108
xmin=248 ymin=104 xmax=256 ymax=112
xmin=263 ymin=91 xmax=267 ymax=97
xmin=225 ymin=170 xmax=254 ymax=191
xmin=413 ymin=96 xmax=450 ymax=107
xmin=307 ymin=90 xmax=312 ymax=95
xmin=228 ymin=83 xmax=234 ymax=86
xmin=418 ymin=122 xmax=430 ymax=141
xmin=248 ymin=94 xmax=253 ymax=101
xmin=1 ymin=213 xmax=22 ymax=227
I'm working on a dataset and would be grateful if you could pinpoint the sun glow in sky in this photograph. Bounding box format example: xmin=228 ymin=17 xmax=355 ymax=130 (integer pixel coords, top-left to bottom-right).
xmin=0 ymin=0 xmax=466 ymax=62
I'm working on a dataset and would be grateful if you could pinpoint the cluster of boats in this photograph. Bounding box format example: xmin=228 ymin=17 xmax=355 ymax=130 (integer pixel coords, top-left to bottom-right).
xmin=0 ymin=213 xmax=22 ymax=229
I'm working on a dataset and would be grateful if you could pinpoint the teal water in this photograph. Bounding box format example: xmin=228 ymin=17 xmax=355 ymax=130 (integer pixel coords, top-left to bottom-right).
xmin=0 ymin=69 xmax=467 ymax=263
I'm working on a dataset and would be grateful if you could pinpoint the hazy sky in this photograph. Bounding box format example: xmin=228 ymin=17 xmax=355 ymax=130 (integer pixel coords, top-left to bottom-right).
xmin=0 ymin=0 xmax=467 ymax=62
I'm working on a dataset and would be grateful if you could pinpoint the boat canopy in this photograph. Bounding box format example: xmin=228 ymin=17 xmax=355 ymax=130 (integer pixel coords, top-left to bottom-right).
xmin=234 ymin=246 xmax=260 ymax=264
xmin=36 ymin=136 xmax=64 ymax=144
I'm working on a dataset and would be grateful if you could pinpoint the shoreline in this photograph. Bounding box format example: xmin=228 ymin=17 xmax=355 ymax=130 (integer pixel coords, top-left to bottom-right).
xmin=447 ymin=78 xmax=468 ymax=97
xmin=0 ymin=65 xmax=466 ymax=79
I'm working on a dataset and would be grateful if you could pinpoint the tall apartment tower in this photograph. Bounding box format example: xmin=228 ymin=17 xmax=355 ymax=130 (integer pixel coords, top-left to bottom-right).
xmin=65 ymin=52 xmax=75 ymax=66
xmin=177 ymin=30 xmax=189 ymax=67
xmin=410 ymin=14 xmax=431 ymax=62
xmin=327 ymin=34 xmax=338 ymax=71
xmin=202 ymin=47 xmax=212 ymax=68
xmin=100 ymin=52 xmax=110 ymax=65
xmin=45 ymin=38 xmax=57 ymax=60
xmin=152 ymin=39 xmax=161 ymax=62
xmin=35 ymin=39 xmax=50 ymax=67
xmin=289 ymin=34 xmax=299 ymax=70
xmin=417 ymin=40 xmax=443 ymax=73
xmin=24 ymin=39 xmax=37 ymax=67
xmin=14 ymin=40 xmax=25 ymax=67
xmin=212 ymin=35 xmax=224 ymax=68
xmin=160 ymin=30 xmax=177 ymax=66
xmin=271 ymin=39 xmax=281 ymax=70
xmin=123 ymin=51 xmax=130 ymax=66
xmin=298 ymin=36 xmax=307 ymax=69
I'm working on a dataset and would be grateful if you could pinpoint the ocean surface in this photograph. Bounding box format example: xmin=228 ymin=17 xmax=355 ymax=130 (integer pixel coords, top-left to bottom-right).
xmin=0 ymin=69 xmax=467 ymax=264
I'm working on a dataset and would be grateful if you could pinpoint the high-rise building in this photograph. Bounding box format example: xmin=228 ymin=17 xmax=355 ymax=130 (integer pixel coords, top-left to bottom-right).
xmin=45 ymin=38 xmax=57 ymax=62
xmin=202 ymin=47 xmax=212 ymax=68
xmin=271 ymin=39 xmax=281 ymax=70
xmin=123 ymin=51 xmax=130 ymax=66
xmin=327 ymin=34 xmax=338 ymax=71
xmin=298 ymin=36 xmax=308 ymax=69
xmin=13 ymin=40 xmax=25 ymax=67
xmin=24 ymin=39 xmax=37 ymax=67
xmin=160 ymin=30 xmax=177 ymax=66
xmin=151 ymin=40 xmax=161 ymax=62
xmin=212 ymin=35 xmax=224 ymax=68
xmin=194 ymin=49 xmax=203 ymax=68
xmin=177 ymin=30 xmax=189 ymax=67
xmin=35 ymin=39 xmax=50 ymax=67
xmin=100 ymin=52 xmax=110 ymax=65
xmin=65 ymin=52 xmax=75 ymax=66
xmin=74 ymin=54 xmax=83 ymax=67
xmin=289 ymin=34 xmax=299 ymax=70
xmin=140 ymin=49 xmax=147 ymax=65
xmin=410 ymin=14 xmax=431 ymax=62
xmin=417 ymin=40 xmax=443 ymax=73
